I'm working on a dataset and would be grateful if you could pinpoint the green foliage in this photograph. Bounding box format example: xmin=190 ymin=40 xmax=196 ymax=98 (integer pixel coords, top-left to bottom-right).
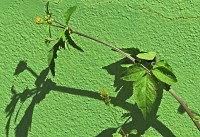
xmin=136 ymin=52 xmax=157 ymax=60
xmin=64 ymin=6 xmax=77 ymax=24
xmin=36 ymin=2 xmax=200 ymax=133
xmin=134 ymin=75 xmax=157 ymax=119
xmin=121 ymin=64 xmax=146 ymax=81
xmin=45 ymin=1 xmax=50 ymax=15
xmin=121 ymin=50 xmax=177 ymax=119
xmin=152 ymin=60 xmax=177 ymax=85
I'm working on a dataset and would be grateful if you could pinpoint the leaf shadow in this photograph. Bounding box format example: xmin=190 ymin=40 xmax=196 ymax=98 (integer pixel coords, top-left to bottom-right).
xmin=100 ymin=58 xmax=176 ymax=137
xmin=6 ymin=60 xmax=175 ymax=137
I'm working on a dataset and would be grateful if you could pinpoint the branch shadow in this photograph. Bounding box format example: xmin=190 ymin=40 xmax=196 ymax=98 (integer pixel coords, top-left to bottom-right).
xmin=5 ymin=60 xmax=175 ymax=137
xmin=98 ymin=58 xmax=176 ymax=137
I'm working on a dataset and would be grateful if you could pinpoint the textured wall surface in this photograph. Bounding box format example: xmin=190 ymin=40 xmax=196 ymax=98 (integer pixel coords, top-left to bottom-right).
xmin=1 ymin=0 xmax=200 ymax=137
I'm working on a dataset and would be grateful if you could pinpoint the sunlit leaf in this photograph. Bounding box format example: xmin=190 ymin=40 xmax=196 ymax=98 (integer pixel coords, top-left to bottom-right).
xmin=120 ymin=63 xmax=133 ymax=68
xmin=134 ymin=75 xmax=157 ymax=119
xmin=112 ymin=133 xmax=122 ymax=137
xmin=121 ymin=64 xmax=146 ymax=81
xmin=153 ymin=60 xmax=172 ymax=72
xmin=64 ymin=6 xmax=77 ymax=24
xmin=136 ymin=52 xmax=156 ymax=60
xmin=152 ymin=61 xmax=177 ymax=85
xmin=130 ymin=129 xmax=137 ymax=135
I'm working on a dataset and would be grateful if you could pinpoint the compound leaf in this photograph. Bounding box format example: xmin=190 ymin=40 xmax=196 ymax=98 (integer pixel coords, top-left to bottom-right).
xmin=64 ymin=6 xmax=77 ymax=24
xmin=121 ymin=64 xmax=146 ymax=81
xmin=136 ymin=52 xmax=156 ymax=60
xmin=134 ymin=75 xmax=157 ymax=119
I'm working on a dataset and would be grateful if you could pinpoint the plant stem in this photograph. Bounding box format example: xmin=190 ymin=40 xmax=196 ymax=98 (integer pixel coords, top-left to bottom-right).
xmin=69 ymin=28 xmax=151 ymax=75
xmin=52 ymin=20 xmax=151 ymax=74
xmin=168 ymin=89 xmax=200 ymax=131
xmin=108 ymin=104 xmax=127 ymax=137
xmin=52 ymin=20 xmax=66 ymax=27
xmin=49 ymin=24 xmax=65 ymax=29
xmin=52 ymin=19 xmax=200 ymax=131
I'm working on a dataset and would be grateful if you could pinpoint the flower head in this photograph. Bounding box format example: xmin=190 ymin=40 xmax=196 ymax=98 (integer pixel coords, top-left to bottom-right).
xmin=35 ymin=17 xmax=42 ymax=24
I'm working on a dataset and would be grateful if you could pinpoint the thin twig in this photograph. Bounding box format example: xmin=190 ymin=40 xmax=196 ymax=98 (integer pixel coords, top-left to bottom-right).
xmin=49 ymin=24 xmax=65 ymax=29
xmin=50 ymin=19 xmax=200 ymax=131
xmin=168 ymin=89 xmax=200 ymax=131
xmin=52 ymin=20 xmax=66 ymax=27
xmin=52 ymin=20 xmax=151 ymax=74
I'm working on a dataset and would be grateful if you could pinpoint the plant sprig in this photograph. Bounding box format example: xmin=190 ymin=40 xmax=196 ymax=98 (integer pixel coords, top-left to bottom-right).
xmin=36 ymin=1 xmax=200 ymax=132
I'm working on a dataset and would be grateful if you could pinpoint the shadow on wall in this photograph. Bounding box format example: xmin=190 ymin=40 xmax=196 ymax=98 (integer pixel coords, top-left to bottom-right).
xmin=5 ymin=60 xmax=176 ymax=137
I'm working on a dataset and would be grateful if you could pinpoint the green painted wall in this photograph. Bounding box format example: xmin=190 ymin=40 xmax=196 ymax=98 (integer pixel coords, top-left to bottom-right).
xmin=1 ymin=0 xmax=200 ymax=137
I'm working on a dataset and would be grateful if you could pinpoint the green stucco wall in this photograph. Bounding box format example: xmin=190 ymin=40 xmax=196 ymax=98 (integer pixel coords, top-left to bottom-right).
xmin=1 ymin=0 xmax=200 ymax=137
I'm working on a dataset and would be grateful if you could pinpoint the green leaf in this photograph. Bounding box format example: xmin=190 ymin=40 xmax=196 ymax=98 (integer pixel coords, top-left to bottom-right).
xmin=112 ymin=133 xmax=122 ymax=137
xmin=152 ymin=60 xmax=177 ymax=85
xmin=64 ymin=6 xmax=77 ymax=24
xmin=130 ymin=129 xmax=137 ymax=135
xmin=65 ymin=29 xmax=84 ymax=52
xmin=121 ymin=64 xmax=146 ymax=81
xmin=136 ymin=52 xmax=156 ymax=60
xmin=121 ymin=63 xmax=133 ymax=68
xmin=45 ymin=1 xmax=50 ymax=14
xmin=153 ymin=60 xmax=172 ymax=72
xmin=48 ymin=49 xmax=54 ymax=66
xmin=134 ymin=75 xmax=157 ymax=119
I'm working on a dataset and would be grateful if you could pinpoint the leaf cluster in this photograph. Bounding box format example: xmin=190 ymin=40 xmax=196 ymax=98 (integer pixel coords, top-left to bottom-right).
xmin=41 ymin=2 xmax=83 ymax=76
xmin=120 ymin=48 xmax=177 ymax=119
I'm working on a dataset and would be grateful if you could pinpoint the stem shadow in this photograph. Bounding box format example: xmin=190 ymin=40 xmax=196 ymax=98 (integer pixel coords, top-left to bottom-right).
xmin=100 ymin=59 xmax=176 ymax=137
xmin=5 ymin=60 xmax=175 ymax=137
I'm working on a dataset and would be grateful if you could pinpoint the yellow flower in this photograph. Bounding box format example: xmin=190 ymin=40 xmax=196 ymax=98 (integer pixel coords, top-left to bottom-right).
xmin=35 ymin=17 xmax=42 ymax=24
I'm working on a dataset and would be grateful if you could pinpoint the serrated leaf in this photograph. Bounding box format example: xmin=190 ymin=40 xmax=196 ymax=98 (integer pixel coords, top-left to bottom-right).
xmin=48 ymin=49 xmax=54 ymax=66
xmin=64 ymin=6 xmax=77 ymax=24
xmin=130 ymin=129 xmax=137 ymax=135
xmin=134 ymin=75 xmax=157 ymax=119
xmin=112 ymin=133 xmax=122 ymax=137
xmin=136 ymin=52 xmax=156 ymax=60
xmin=152 ymin=63 xmax=177 ymax=85
xmin=121 ymin=64 xmax=146 ymax=81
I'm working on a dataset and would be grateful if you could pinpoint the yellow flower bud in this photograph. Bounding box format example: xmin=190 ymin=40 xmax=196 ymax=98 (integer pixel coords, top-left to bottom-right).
xmin=35 ymin=17 xmax=42 ymax=24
